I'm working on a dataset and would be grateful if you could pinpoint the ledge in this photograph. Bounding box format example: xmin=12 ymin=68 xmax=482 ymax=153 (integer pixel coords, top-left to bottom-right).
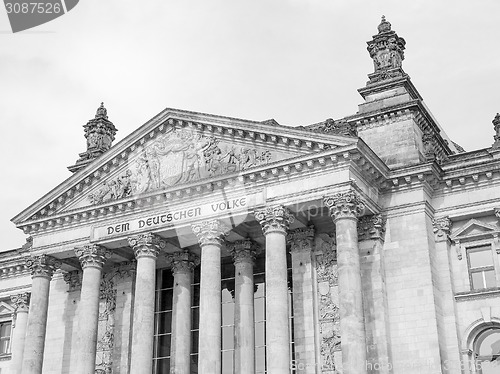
xmin=0 ymin=353 xmax=11 ymax=361
xmin=455 ymin=287 xmax=500 ymax=302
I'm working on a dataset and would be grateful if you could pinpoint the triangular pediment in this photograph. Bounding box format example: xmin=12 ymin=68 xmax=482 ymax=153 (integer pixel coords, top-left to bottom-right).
xmin=451 ymin=219 xmax=500 ymax=240
xmin=12 ymin=108 xmax=357 ymax=225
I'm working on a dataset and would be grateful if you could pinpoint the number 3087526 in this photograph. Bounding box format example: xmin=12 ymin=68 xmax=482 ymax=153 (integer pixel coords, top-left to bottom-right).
xmin=5 ymin=2 xmax=62 ymax=14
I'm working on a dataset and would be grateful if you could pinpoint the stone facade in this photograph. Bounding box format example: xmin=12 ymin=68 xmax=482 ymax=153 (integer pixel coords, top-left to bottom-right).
xmin=2 ymin=16 xmax=500 ymax=374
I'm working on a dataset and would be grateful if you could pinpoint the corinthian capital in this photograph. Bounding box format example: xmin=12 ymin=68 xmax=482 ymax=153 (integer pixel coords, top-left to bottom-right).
xmin=11 ymin=292 xmax=30 ymax=313
xmin=432 ymin=217 xmax=452 ymax=242
xmin=287 ymin=226 xmax=315 ymax=253
xmin=128 ymin=233 xmax=166 ymax=259
xmin=75 ymin=244 xmax=112 ymax=269
xmin=25 ymin=254 xmax=61 ymax=279
xmin=254 ymin=205 xmax=294 ymax=235
xmin=324 ymin=191 xmax=365 ymax=221
xmin=357 ymin=214 xmax=386 ymax=241
xmin=168 ymin=251 xmax=200 ymax=274
xmin=191 ymin=220 xmax=229 ymax=248
xmin=227 ymin=239 xmax=261 ymax=264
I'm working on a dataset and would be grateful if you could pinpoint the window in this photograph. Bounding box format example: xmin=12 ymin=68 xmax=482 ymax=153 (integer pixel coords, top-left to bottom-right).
xmin=467 ymin=245 xmax=497 ymax=290
xmin=474 ymin=328 xmax=500 ymax=373
xmin=0 ymin=321 xmax=11 ymax=355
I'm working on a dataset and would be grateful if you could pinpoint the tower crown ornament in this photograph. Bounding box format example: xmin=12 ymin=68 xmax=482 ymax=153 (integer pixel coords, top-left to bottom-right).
xmin=492 ymin=113 xmax=500 ymax=149
xmin=366 ymin=16 xmax=406 ymax=85
xmin=68 ymin=102 xmax=118 ymax=173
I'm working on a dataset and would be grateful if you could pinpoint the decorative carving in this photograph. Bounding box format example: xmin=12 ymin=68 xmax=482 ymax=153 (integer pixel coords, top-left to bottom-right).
xmin=192 ymin=219 xmax=229 ymax=248
xmin=311 ymin=118 xmax=357 ymax=137
xmin=95 ymin=271 xmax=117 ymax=374
xmin=366 ymin=16 xmax=406 ymax=85
xmin=423 ymin=131 xmax=437 ymax=162
xmin=69 ymin=103 xmax=117 ymax=173
xmin=128 ymin=233 xmax=166 ymax=259
xmin=493 ymin=113 xmax=500 ymax=149
xmin=453 ymin=239 xmax=463 ymax=261
xmin=17 ymin=236 xmax=32 ymax=255
xmin=167 ymin=251 xmax=200 ymax=274
xmin=112 ymin=260 xmax=136 ymax=279
xmin=432 ymin=217 xmax=452 ymax=242
xmin=287 ymin=226 xmax=315 ymax=253
xmin=25 ymin=254 xmax=61 ymax=278
xmin=88 ymin=125 xmax=275 ymax=204
xmin=357 ymin=214 xmax=386 ymax=241
xmin=75 ymin=244 xmax=112 ymax=269
xmin=11 ymin=293 xmax=30 ymax=313
xmin=63 ymin=270 xmax=83 ymax=292
xmin=254 ymin=205 xmax=294 ymax=235
xmin=227 ymin=239 xmax=261 ymax=264
xmin=315 ymin=245 xmax=340 ymax=373
xmin=324 ymin=191 xmax=365 ymax=221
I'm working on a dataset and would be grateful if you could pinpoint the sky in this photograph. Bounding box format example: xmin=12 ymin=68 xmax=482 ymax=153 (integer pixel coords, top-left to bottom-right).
xmin=1 ymin=0 xmax=499 ymax=251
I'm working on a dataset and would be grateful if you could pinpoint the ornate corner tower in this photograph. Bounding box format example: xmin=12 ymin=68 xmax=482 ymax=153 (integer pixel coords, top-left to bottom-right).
xmin=346 ymin=16 xmax=455 ymax=168
xmin=68 ymin=103 xmax=118 ymax=173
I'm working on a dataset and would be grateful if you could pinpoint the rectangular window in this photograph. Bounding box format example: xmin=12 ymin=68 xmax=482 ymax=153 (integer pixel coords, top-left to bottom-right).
xmin=0 ymin=321 xmax=11 ymax=355
xmin=467 ymin=245 xmax=497 ymax=290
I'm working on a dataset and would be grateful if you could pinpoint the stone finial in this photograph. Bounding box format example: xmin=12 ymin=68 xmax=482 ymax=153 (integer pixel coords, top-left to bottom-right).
xmin=75 ymin=244 xmax=112 ymax=269
xmin=492 ymin=113 xmax=500 ymax=149
xmin=423 ymin=131 xmax=437 ymax=162
xmin=25 ymin=254 xmax=61 ymax=279
xmin=324 ymin=191 xmax=365 ymax=221
xmin=63 ymin=270 xmax=83 ymax=292
xmin=287 ymin=226 xmax=315 ymax=253
xmin=68 ymin=102 xmax=118 ymax=173
xmin=227 ymin=239 xmax=261 ymax=264
xmin=191 ymin=220 xmax=229 ymax=248
xmin=357 ymin=214 xmax=386 ymax=241
xmin=11 ymin=293 xmax=30 ymax=313
xmin=254 ymin=205 xmax=294 ymax=235
xmin=167 ymin=251 xmax=200 ymax=274
xmin=432 ymin=217 xmax=452 ymax=242
xmin=128 ymin=233 xmax=166 ymax=259
xmin=365 ymin=16 xmax=406 ymax=85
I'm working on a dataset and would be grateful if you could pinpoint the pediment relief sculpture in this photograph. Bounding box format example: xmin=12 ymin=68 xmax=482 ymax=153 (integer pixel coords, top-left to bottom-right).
xmin=87 ymin=125 xmax=280 ymax=205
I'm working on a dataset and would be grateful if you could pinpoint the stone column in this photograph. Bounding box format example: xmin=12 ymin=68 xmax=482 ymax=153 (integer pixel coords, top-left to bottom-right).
xmin=10 ymin=293 xmax=30 ymax=374
xmin=324 ymin=191 xmax=367 ymax=374
xmin=192 ymin=220 xmax=228 ymax=374
xmin=287 ymin=226 xmax=318 ymax=373
xmin=227 ymin=239 xmax=260 ymax=374
xmin=21 ymin=255 xmax=61 ymax=374
xmin=128 ymin=233 xmax=166 ymax=374
xmin=74 ymin=244 xmax=111 ymax=374
xmin=168 ymin=251 xmax=199 ymax=374
xmin=255 ymin=205 xmax=294 ymax=374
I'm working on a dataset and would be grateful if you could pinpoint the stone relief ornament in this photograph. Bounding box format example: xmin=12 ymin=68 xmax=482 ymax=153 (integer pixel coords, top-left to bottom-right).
xmin=11 ymin=293 xmax=30 ymax=313
xmin=88 ymin=125 xmax=275 ymax=204
xmin=432 ymin=216 xmax=452 ymax=242
xmin=324 ymin=191 xmax=365 ymax=221
xmin=191 ymin=219 xmax=229 ymax=247
xmin=287 ymin=226 xmax=315 ymax=253
xmin=315 ymin=241 xmax=341 ymax=373
xmin=254 ymin=205 xmax=294 ymax=235
xmin=357 ymin=214 xmax=386 ymax=241
xmin=25 ymin=254 xmax=61 ymax=278
xmin=63 ymin=270 xmax=83 ymax=292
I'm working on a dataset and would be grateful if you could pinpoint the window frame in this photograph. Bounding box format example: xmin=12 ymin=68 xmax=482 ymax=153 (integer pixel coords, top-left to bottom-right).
xmin=466 ymin=243 xmax=497 ymax=291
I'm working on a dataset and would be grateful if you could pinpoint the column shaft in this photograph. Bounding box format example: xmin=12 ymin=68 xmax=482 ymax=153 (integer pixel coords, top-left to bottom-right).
xmin=198 ymin=243 xmax=222 ymax=373
xmin=265 ymin=232 xmax=290 ymax=373
xmin=75 ymin=267 xmax=103 ymax=374
xmin=10 ymin=292 xmax=30 ymax=374
xmin=234 ymin=261 xmax=254 ymax=373
xmin=130 ymin=256 xmax=157 ymax=374
xmin=21 ymin=255 xmax=60 ymax=374
xmin=192 ymin=220 xmax=228 ymax=374
xmin=75 ymin=245 xmax=110 ymax=374
xmin=169 ymin=251 xmax=198 ymax=374
xmin=255 ymin=206 xmax=294 ymax=374
xmin=128 ymin=233 xmax=165 ymax=374
xmin=21 ymin=276 xmax=51 ymax=374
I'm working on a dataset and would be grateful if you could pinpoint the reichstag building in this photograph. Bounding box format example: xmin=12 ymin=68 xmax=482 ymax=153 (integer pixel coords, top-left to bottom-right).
xmin=1 ymin=16 xmax=500 ymax=374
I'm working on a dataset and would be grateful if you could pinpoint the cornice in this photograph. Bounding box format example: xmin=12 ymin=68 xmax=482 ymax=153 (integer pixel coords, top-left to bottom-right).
xmin=12 ymin=110 xmax=355 ymax=226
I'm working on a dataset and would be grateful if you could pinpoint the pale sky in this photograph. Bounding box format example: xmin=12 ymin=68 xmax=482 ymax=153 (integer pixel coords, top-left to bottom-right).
xmin=1 ymin=0 xmax=499 ymax=251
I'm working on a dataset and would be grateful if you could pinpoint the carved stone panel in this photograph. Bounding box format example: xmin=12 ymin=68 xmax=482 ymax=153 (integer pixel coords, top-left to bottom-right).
xmin=315 ymin=236 xmax=341 ymax=374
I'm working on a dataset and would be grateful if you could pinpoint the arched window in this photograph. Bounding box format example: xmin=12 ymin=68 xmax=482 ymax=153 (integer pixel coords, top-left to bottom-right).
xmin=473 ymin=327 xmax=500 ymax=374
